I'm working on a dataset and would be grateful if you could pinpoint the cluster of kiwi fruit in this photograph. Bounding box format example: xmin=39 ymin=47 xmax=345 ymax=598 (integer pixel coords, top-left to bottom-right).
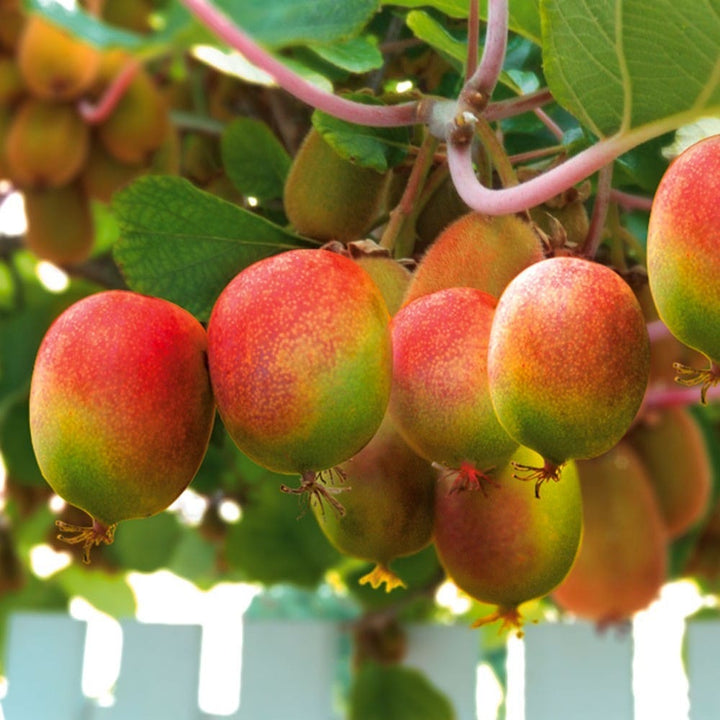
xmin=0 ymin=2 xmax=172 ymax=266
xmin=280 ymin=123 xmax=717 ymax=630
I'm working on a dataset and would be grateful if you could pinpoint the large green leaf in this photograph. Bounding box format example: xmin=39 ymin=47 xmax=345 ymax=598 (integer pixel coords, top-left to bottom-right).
xmin=541 ymin=0 xmax=720 ymax=138
xmin=218 ymin=0 xmax=379 ymax=48
xmin=112 ymin=176 xmax=316 ymax=321
xmin=350 ymin=662 xmax=456 ymax=720
xmin=221 ymin=118 xmax=292 ymax=201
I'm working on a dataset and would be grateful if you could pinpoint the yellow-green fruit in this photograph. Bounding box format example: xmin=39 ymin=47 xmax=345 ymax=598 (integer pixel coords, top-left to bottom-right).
xmin=5 ymin=98 xmax=89 ymax=188
xmin=0 ymin=6 xmax=25 ymax=54
xmin=433 ymin=446 xmax=583 ymax=628
xmin=415 ymin=174 xmax=468 ymax=250
xmin=353 ymin=254 xmax=412 ymax=316
xmin=627 ymin=407 xmax=712 ymax=538
xmin=96 ymin=50 xmax=169 ymax=164
xmin=17 ymin=14 xmax=100 ymax=101
xmin=284 ymin=128 xmax=389 ymax=243
xmin=23 ymin=182 xmax=94 ymax=265
xmin=402 ymin=211 xmax=545 ymax=306
xmin=529 ymin=196 xmax=590 ymax=249
xmin=81 ymin=139 xmax=144 ymax=203
xmin=312 ymin=413 xmax=436 ymax=592
xmin=553 ymin=442 xmax=667 ymax=624
xmin=0 ymin=106 xmax=12 ymax=179
xmin=0 ymin=57 xmax=24 ymax=105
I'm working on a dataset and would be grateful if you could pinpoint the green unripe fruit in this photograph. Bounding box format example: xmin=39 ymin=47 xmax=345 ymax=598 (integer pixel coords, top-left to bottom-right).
xmin=627 ymin=406 xmax=712 ymax=538
xmin=647 ymin=134 xmax=720 ymax=401
xmin=95 ymin=50 xmax=170 ymax=165
xmin=284 ymin=129 xmax=389 ymax=243
xmin=23 ymin=182 xmax=94 ymax=265
xmin=81 ymin=138 xmax=144 ymax=204
xmin=5 ymin=98 xmax=89 ymax=189
xmin=402 ymin=211 xmax=544 ymax=306
xmin=312 ymin=413 xmax=436 ymax=591
xmin=29 ymin=291 xmax=216 ymax=562
xmin=488 ymin=256 xmax=650 ymax=491
xmin=207 ymin=249 xmax=393 ymax=506
xmin=433 ymin=446 xmax=583 ymax=631
xmin=17 ymin=13 xmax=100 ymax=101
xmin=553 ymin=442 xmax=667 ymax=624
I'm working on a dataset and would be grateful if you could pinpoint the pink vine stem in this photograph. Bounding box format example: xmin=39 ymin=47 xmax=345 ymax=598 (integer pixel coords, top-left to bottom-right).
xmin=581 ymin=163 xmax=613 ymax=257
xmin=179 ymin=0 xmax=421 ymax=127
xmin=79 ymin=58 xmax=141 ymax=124
xmin=459 ymin=0 xmax=507 ymax=110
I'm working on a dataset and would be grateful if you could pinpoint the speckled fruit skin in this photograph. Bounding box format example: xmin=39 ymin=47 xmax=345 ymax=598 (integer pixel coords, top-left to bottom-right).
xmin=389 ymin=287 xmax=518 ymax=475
xmin=488 ymin=257 xmax=650 ymax=466
xmin=312 ymin=413 xmax=435 ymax=588
xmin=207 ymin=249 xmax=393 ymax=475
xmin=29 ymin=291 xmax=216 ymax=528
xmin=402 ymin=212 xmax=544 ymax=306
xmin=433 ymin=446 xmax=583 ymax=609
xmin=647 ymin=135 xmax=720 ymax=366
xmin=552 ymin=442 xmax=667 ymax=624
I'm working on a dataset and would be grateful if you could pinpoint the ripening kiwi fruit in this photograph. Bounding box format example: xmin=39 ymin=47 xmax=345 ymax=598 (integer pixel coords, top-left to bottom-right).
xmin=352 ymin=253 xmax=412 ymax=316
xmin=312 ymin=413 xmax=436 ymax=591
xmin=488 ymin=256 xmax=650 ymax=494
xmin=5 ymin=98 xmax=89 ymax=189
xmin=390 ymin=286 xmax=518 ymax=490
xmin=647 ymin=134 xmax=720 ymax=402
xmin=402 ymin=211 xmax=544 ymax=306
xmin=0 ymin=106 xmax=12 ymax=180
xmin=284 ymin=128 xmax=390 ymax=243
xmin=29 ymin=290 xmax=216 ymax=563
xmin=627 ymin=406 xmax=712 ymax=538
xmin=23 ymin=182 xmax=94 ymax=265
xmin=552 ymin=442 xmax=667 ymax=625
xmin=0 ymin=57 xmax=24 ymax=106
xmin=81 ymin=138 xmax=144 ymax=203
xmin=434 ymin=446 xmax=583 ymax=631
xmin=207 ymin=249 xmax=393 ymax=510
xmin=414 ymin=174 xmax=468 ymax=250
xmin=95 ymin=50 xmax=170 ymax=165
xmin=17 ymin=14 xmax=101 ymax=101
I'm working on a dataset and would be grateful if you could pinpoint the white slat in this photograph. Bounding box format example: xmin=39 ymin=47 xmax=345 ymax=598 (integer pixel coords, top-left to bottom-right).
xmin=405 ymin=624 xmax=479 ymax=720
xmin=3 ymin=612 xmax=89 ymax=720
xmin=93 ymin=621 xmax=202 ymax=720
xmin=235 ymin=619 xmax=340 ymax=720
xmin=686 ymin=619 xmax=720 ymax=720
xmin=523 ymin=621 xmax=634 ymax=720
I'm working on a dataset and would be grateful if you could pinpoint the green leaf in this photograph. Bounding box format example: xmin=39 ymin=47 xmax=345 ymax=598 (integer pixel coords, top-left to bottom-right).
xmin=224 ymin=461 xmax=342 ymax=588
xmin=218 ymin=0 xmax=380 ymax=49
xmin=112 ymin=176 xmax=316 ymax=321
xmin=27 ymin=0 xmax=144 ymax=48
xmin=221 ymin=118 xmax=291 ymax=201
xmin=308 ymin=35 xmax=384 ymax=73
xmin=312 ymin=99 xmax=410 ymax=172
xmin=405 ymin=10 xmax=466 ymax=68
xmin=541 ymin=0 xmax=720 ymax=138
xmin=350 ymin=662 xmax=456 ymax=720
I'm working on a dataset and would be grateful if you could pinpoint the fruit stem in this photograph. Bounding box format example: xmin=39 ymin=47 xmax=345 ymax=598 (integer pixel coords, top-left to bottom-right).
xmin=78 ymin=58 xmax=141 ymax=125
xmin=280 ymin=469 xmax=349 ymax=518
xmin=471 ymin=604 xmax=525 ymax=637
xmin=580 ymin=162 xmax=613 ymax=258
xmin=55 ymin=518 xmax=117 ymax=564
xmin=672 ymin=361 xmax=720 ymax=405
xmin=438 ymin=461 xmax=500 ymax=495
xmin=179 ymin=0 xmax=420 ymax=128
xmin=359 ymin=563 xmax=407 ymax=593
xmin=512 ymin=459 xmax=563 ymax=499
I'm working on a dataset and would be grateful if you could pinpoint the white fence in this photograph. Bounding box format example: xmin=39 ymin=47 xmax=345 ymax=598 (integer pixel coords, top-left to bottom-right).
xmin=1 ymin=610 xmax=720 ymax=720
